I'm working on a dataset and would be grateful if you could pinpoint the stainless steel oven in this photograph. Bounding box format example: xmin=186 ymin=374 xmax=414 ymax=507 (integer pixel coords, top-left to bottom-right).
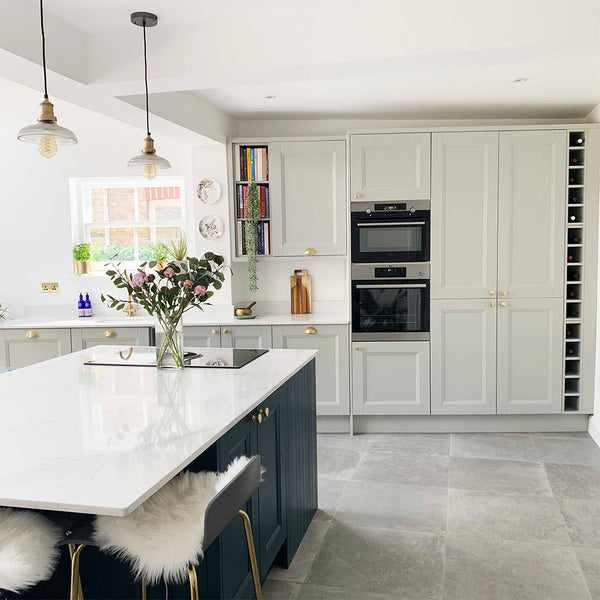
xmin=352 ymin=263 xmax=430 ymax=341
xmin=351 ymin=201 xmax=430 ymax=264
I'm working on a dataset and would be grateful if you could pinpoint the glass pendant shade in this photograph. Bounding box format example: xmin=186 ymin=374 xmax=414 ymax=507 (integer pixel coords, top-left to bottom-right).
xmin=127 ymin=135 xmax=171 ymax=180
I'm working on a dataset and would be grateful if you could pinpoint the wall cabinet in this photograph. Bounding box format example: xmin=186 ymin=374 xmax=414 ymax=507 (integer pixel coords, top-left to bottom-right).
xmin=352 ymin=341 xmax=430 ymax=415
xmin=0 ymin=328 xmax=71 ymax=368
xmin=71 ymin=327 xmax=150 ymax=351
xmin=350 ymin=133 xmax=431 ymax=201
xmin=269 ymin=140 xmax=346 ymax=256
xmin=272 ymin=324 xmax=349 ymax=416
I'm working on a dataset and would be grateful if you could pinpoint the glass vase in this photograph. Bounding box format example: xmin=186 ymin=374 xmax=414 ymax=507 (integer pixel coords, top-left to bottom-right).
xmin=154 ymin=313 xmax=184 ymax=370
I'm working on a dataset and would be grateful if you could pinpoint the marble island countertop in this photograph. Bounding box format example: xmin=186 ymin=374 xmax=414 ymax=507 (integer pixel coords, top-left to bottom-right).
xmin=0 ymin=346 xmax=317 ymax=516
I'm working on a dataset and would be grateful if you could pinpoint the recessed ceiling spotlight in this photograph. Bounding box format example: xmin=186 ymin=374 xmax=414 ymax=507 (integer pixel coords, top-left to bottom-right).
xmin=264 ymin=95 xmax=277 ymax=99
xmin=513 ymin=78 xmax=529 ymax=84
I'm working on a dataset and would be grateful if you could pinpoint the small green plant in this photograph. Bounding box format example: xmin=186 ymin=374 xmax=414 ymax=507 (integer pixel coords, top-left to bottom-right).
xmin=73 ymin=243 xmax=92 ymax=261
xmin=149 ymin=241 xmax=170 ymax=261
xmin=0 ymin=304 xmax=8 ymax=322
xmin=168 ymin=235 xmax=188 ymax=261
xmin=245 ymin=182 xmax=260 ymax=292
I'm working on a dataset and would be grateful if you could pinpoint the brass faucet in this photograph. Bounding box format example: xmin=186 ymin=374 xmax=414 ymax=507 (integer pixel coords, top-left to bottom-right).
xmin=122 ymin=294 xmax=139 ymax=317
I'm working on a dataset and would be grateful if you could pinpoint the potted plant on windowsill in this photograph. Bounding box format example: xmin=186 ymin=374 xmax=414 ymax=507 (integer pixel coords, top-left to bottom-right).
xmin=149 ymin=241 xmax=170 ymax=271
xmin=168 ymin=235 xmax=188 ymax=270
xmin=73 ymin=243 xmax=92 ymax=275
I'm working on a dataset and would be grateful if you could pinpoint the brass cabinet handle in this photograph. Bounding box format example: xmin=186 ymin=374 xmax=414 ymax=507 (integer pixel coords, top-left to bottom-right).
xmin=257 ymin=412 xmax=263 ymax=424
xmin=103 ymin=330 xmax=117 ymax=338
xmin=489 ymin=290 xmax=495 ymax=296
xmin=264 ymin=407 xmax=270 ymax=418
xmin=304 ymin=327 xmax=318 ymax=335
xmin=222 ymin=328 xmax=230 ymax=334
xmin=355 ymin=345 xmax=361 ymax=350
xmin=354 ymin=193 xmax=361 ymax=198
xmin=211 ymin=329 xmax=218 ymax=335
xmin=489 ymin=302 xmax=495 ymax=307
xmin=304 ymin=248 xmax=316 ymax=255
xmin=501 ymin=291 xmax=507 ymax=296
xmin=500 ymin=301 xmax=507 ymax=307
xmin=25 ymin=330 xmax=39 ymax=339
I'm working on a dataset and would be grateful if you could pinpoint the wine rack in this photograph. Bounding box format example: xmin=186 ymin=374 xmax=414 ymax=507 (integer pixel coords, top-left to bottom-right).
xmin=564 ymin=130 xmax=586 ymax=412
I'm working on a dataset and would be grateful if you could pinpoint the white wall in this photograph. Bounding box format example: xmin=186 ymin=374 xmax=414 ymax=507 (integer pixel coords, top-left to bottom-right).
xmin=0 ymin=77 xmax=199 ymax=318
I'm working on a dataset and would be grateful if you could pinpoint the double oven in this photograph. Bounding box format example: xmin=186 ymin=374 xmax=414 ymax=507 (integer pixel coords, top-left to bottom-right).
xmin=351 ymin=201 xmax=430 ymax=341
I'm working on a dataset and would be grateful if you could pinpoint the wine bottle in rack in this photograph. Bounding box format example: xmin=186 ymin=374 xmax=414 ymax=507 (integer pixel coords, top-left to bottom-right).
xmin=566 ymin=326 xmax=573 ymax=337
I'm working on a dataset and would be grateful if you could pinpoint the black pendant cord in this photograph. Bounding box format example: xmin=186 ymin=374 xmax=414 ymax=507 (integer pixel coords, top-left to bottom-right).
xmin=40 ymin=0 xmax=48 ymax=98
xmin=143 ymin=22 xmax=150 ymax=136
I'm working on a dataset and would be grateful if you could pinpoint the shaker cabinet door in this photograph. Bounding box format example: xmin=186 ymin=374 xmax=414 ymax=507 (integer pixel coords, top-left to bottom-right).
xmin=220 ymin=325 xmax=272 ymax=349
xmin=352 ymin=341 xmax=430 ymax=415
xmin=71 ymin=327 xmax=150 ymax=351
xmin=430 ymin=299 xmax=497 ymax=414
xmin=350 ymin=133 xmax=431 ymax=202
xmin=498 ymin=130 xmax=566 ymax=298
xmin=269 ymin=140 xmax=346 ymax=256
xmin=182 ymin=326 xmax=221 ymax=348
xmin=431 ymin=131 xmax=499 ymax=299
xmin=0 ymin=328 xmax=71 ymax=368
xmin=496 ymin=297 xmax=563 ymax=414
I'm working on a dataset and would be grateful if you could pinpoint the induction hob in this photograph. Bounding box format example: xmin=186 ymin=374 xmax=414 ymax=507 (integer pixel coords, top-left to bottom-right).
xmin=84 ymin=347 xmax=268 ymax=368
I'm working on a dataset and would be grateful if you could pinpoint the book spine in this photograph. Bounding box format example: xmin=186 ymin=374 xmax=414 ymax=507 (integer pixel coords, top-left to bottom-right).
xmin=241 ymin=146 xmax=247 ymax=181
xmin=260 ymin=186 xmax=266 ymax=218
xmin=265 ymin=222 xmax=270 ymax=255
xmin=257 ymin=148 xmax=262 ymax=181
xmin=246 ymin=147 xmax=251 ymax=181
xmin=265 ymin=186 xmax=270 ymax=218
xmin=250 ymin=148 xmax=255 ymax=181
xmin=235 ymin=146 xmax=241 ymax=181
xmin=262 ymin=148 xmax=267 ymax=181
xmin=264 ymin=147 xmax=269 ymax=180
xmin=242 ymin=185 xmax=248 ymax=218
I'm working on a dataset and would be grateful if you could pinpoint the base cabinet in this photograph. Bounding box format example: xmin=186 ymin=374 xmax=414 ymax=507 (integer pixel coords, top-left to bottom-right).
xmin=272 ymin=325 xmax=349 ymax=416
xmin=183 ymin=326 xmax=222 ymax=348
xmin=221 ymin=326 xmax=272 ymax=349
xmin=0 ymin=328 xmax=71 ymax=368
xmin=352 ymin=341 xmax=430 ymax=415
xmin=71 ymin=327 xmax=150 ymax=351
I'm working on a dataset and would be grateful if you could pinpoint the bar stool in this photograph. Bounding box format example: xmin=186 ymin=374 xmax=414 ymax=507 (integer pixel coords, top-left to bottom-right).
xmin=65 ymin=455 xmax=262 ymax=600
xmin=0 ymin=507 xmax=62 ymax=595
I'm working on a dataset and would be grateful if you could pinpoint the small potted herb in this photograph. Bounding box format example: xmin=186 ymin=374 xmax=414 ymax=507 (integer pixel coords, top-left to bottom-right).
xmin=73 ymin=242 xmax=92 ymax=275
xmin=149 ymin=241 xmax=170 ymax=271
xmin=0 ymin=304 xmax=8 ymax=322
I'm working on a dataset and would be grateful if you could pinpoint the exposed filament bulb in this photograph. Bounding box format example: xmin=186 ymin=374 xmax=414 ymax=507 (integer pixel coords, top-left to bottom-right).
xmin=39 ymin=134 xmax=57 ymax=159
xmin=143 ymin=164 xmax=157 ymax=180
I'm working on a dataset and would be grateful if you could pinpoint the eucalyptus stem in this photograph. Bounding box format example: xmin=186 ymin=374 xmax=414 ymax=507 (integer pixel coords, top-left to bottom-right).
xmin=245 ymin=182 xmax=260 ymax=292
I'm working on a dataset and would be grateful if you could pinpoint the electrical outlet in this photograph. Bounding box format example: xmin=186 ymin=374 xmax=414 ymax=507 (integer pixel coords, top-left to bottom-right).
xmin=41 ymin=282 xmax=59 ymax=293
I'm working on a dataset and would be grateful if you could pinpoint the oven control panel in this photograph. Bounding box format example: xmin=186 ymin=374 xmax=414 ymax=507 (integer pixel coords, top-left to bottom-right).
xmin=352 ymin=263 xmax=430 ymax=280
xmin=374 ymin=266 xmax=406 ymax=278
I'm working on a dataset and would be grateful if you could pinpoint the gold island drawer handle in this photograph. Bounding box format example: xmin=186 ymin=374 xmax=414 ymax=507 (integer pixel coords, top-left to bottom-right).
xmin=304 ymin=248 xmax=316 ymax=255
xmin=211 ymin=329 xmax=218 ymax=335
xmin=222 ymin=328 xmax=230 ymax=334
xmin=25 ymin=330 xmax=39 ymax=339
xmin=103 ymin=329 xmax=117 ymax=338
xmin=304 ymin=327 xmax=318 ymax=335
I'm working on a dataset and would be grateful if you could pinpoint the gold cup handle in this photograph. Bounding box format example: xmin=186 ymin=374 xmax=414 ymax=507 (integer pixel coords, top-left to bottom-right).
xmin=211 ymin=329 xmax=218 ymax=335
xmin=25 ymin=330 xmax=39 ymax=339
xmin=103 ymin=329 xmax=117 ymax=338
xmin=304 ymin=248 xmax=316 ymax=255
xmin=304 ymin=327 xmax=318 ymax=335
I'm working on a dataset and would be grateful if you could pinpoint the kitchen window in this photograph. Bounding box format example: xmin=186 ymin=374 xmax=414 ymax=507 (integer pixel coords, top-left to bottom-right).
xmin=71 ymin=177 xmax=185 ymax=265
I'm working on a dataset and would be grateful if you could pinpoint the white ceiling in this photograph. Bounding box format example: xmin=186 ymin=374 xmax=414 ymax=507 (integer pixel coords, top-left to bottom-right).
xmin=15 ymin=0 xmax=600 ymax=123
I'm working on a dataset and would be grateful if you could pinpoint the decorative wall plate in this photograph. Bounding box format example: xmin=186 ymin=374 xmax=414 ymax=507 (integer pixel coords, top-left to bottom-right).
xmin=196 ymin=179 xmax=221 ymax=204
xmin=198 ymin=215 xmax=224 ymax=240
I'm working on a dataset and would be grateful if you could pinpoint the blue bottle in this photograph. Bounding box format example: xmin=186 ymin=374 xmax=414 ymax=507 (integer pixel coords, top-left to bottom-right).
xmin=78 ymin=294 xmax=85 ymax=318
xmin=84 ymin=293 xmax=92 ymax=318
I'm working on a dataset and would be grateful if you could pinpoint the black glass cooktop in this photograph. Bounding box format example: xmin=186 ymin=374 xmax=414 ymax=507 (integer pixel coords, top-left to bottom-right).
xmin=84 ymin=347 xmax=268 ymax=368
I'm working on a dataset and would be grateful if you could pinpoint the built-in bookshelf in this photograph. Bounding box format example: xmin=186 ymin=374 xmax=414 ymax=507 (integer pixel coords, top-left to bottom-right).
xmin=234 ymin=144 xmax=271 ymax=257
xmin=564 ymin=130 xmax=586 ymax=412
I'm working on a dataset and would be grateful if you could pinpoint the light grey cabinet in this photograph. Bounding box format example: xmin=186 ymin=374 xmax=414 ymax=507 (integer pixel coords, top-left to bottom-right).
xmin=350 ymin=133 xmax=431 ymax=202
xmin=431 ymin=132 xmax=499 ymax=299
xmin=497 ymin=297 xmax=563 ymax=414
xmin=272 ymin=324 xmax=349 ymax=416
xmin=270 ymin=140 xmax=346 ymax=256
xmin=498 ymin=130 xmax=566 ymax=298
xmin=183 ymin=326 xmax=221 ymax=348
xmin=352 ymin=341 xmax=430 ymax=415
xmin=220 ymin=325 xmax=272 ymax=349
xmin=0 ymin=328 xmax=71 ymax=368
xmin=431 ymin=299 xmax=497 ymax=414
xmin=71 ymin=327 xmax=150 ymax=351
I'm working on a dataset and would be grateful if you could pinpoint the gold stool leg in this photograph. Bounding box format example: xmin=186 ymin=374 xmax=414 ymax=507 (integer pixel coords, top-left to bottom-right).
xmin=238 ymin=510 xmax=262 ymax=600
xmin=188 ymin=563 xmax=199 ymax=600
xmin=141 ymin=579 xmax=147 ymax=600
xmin=68 ymin=544 xmax=85 ymax=600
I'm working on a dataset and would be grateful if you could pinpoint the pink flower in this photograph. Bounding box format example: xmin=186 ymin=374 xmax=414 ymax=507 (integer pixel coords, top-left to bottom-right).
xmin=164 ymin=267 xmax=175 ymax=278
xmin=184 ymin=279 xmax=194 ymax=289
xmin=147 ymin=273 xmax=155 ymax=282
xmin=194 ymin=285 xmax=206 ymax=296
xmin=131 ymin=272 xmax=147 ymax=288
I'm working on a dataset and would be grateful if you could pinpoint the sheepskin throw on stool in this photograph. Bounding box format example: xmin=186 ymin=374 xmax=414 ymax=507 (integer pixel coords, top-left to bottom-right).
xmin=94 ymin=455 xmax=252 ymax=585
xmin=0 ymin=507 xmax=62 ymax=593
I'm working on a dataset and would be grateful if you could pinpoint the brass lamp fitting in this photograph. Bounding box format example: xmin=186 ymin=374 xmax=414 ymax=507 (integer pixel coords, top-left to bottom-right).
xmin=143 ymin=135 xmax=157 ymax=154
xmin=38 ymin=97 xmax=57 ymax=122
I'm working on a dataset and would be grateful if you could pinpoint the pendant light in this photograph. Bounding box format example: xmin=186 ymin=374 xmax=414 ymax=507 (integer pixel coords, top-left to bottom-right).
xmin=127 ymin=12 xmax=170 ymax=180
xmin=17 ymin=0 xmax=78 ymax=158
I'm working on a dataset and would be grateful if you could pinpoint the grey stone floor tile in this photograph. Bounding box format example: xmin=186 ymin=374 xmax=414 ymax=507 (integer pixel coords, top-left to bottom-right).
xmin=353 ymin=451 xmax=449 ymax=488
xmin=448 ymin=488 xmax=571 ymax=545
xmin=449 ymin=456 xmax=552 ymax=496
xmin=306 ymin=521 xmax=444 ymax=599
xmin=336 ymin=479 xmax=447 ymax=533
xmin=532 ymin=431 xmax=591 ymax=440
xmin=533 ymin=435 xmax=600 ymax=467
xmin=545 ymin=463 xmax=600 ymax=499
xmin=269 ymin=511 xmax=332 ymax=584
xmin=297 ymin=583 xmax=395 ymax=599
xmin=559 ymin=498 xmax=600 ymax=548
xmin=366 ymin=433 xmax=449 ymax=456
xmin=575 ymin=547 xmax=600 ymax=600
xmin=450 ymin=433 xmax=539 ymax=462
xmin=263 ymin=579 xmax=301 ymax=600
xmin=317 ymin=446 xmax=362 ymax=480
xmin=317 ymin=477 xmax=347 ymax=515
xmin=318 ymin=433 xmax=370 ymax=451
xmin=444 ymin=534 xmax=591 ymax=600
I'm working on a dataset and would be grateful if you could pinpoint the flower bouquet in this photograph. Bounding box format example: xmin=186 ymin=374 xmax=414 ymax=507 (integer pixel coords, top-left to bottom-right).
xmin=102 ymin=253 xmax=227 ymax=369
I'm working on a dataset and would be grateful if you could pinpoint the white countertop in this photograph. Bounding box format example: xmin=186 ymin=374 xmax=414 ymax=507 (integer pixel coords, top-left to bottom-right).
xmin=0 ymin=346 xmax=317 ymax=516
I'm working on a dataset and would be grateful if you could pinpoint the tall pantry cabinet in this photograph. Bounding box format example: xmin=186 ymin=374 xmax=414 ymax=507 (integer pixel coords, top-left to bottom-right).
xmin=431 ymin=130 xmax=566 ymax=415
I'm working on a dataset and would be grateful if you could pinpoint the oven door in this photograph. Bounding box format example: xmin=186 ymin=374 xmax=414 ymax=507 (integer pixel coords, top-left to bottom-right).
xmin=352 ymin=279 xmax=430 ymax=341
xmin=351 ymin=215 xmax=430 ymax=263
